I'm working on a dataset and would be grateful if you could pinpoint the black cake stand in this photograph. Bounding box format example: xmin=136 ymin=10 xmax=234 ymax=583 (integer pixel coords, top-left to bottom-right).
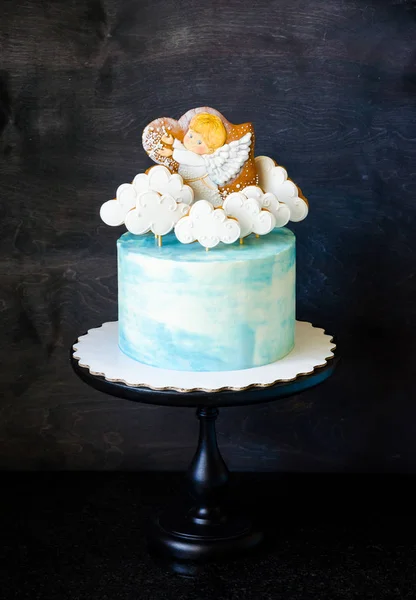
xmin=71 ymin=343 xmax=337 ymax=569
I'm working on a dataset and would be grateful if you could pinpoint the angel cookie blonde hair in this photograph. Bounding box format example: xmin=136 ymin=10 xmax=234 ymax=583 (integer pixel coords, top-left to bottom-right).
xmin=189 ymin=113 xmax=227 ymax=152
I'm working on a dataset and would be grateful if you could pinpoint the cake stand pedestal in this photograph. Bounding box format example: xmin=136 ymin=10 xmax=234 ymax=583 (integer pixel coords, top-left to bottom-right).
xmin=71 ymin=321 xmax=337 ymax=570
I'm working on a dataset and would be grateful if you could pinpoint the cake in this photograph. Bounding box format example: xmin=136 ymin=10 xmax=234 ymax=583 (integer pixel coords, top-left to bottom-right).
xmin=100 ymin=107 xmax=309 ymax=373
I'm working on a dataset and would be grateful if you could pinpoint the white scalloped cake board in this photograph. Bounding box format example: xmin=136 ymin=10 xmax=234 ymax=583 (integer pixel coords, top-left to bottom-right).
xmin=72 ymin=321 xmax=335 ymax=393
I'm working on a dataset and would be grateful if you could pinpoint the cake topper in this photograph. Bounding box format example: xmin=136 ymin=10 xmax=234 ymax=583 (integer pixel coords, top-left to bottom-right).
xmin=227 ymin=186 xmax=291 ymax=230
xmin=223 ymin=192 xmax=276 ymax=239
xmin=100 ymin=165 xmax=193 ymax=245
xmin=255 ymin=157 xmax=309 ymax=222
xmin=143 ymin=107 xmax=257 ymax=207
xmin=175 ymin=200 xmax=241 ymax=249
xmin=100 ymin=106 xmax=309 ymax=249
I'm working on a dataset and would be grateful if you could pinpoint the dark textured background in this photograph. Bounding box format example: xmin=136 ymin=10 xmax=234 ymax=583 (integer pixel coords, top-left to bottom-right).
xmin=0 ymin=0 xmax=415 ymax=471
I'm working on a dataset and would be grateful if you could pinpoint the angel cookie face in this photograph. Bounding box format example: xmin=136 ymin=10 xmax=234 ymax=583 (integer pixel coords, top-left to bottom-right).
xmin=183 ymin=114 xmax=227 ymax=155
xmin=142 ymin=107 xmax=258 ymax=207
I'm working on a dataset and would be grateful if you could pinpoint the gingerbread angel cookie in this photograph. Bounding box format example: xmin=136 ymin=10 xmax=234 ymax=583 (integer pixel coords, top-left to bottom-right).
xmin=142 ymin=107 xmax=258 ymax=207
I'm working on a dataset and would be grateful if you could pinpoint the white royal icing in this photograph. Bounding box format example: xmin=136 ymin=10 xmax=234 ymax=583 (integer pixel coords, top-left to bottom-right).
xmin=125 ymin=192 xmax=189 ymax=236
xmin=100 ymin=183 xmax=137 ymax=227
xmin=100 ymin=166 xmax=194 ymax=233
xmin=174 ymin=200 xmax=241 ymax=248
xmin=242 ymin=185 xmax=291 ymax=228
xmin=133 ymin=165 xmax=194 ymax=205
xmin=255 ymin=156 xmax=309 ymax=222
xmin=203 ymin=132 xmax=252 ymax=186
xmin=223 ymin=191 xmax=276 ymax=238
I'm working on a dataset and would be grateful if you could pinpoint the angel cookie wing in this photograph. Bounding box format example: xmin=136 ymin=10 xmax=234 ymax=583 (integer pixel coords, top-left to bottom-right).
xmin=203 ymin=133 xmax=252 ymax=186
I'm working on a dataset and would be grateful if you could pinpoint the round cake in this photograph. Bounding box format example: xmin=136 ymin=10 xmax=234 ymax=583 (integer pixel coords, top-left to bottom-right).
xmin=117 ymin=228 xmax=295 ymax=372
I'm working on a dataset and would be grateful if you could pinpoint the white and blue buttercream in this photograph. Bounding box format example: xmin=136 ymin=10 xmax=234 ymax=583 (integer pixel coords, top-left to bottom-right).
xmin=117 ymin=229 xmax=296 ymax=372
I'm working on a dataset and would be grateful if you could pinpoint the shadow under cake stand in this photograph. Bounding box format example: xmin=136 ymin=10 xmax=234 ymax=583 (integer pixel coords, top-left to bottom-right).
xmin=71 ymin=321 xmax=337 ymax=567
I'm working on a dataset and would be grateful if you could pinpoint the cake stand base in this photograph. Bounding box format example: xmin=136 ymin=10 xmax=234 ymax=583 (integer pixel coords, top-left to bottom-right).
xmin=147 ymin=406 xmax=263 ymax=567
xmin=151 ymin=512 xmax=262 ymax=562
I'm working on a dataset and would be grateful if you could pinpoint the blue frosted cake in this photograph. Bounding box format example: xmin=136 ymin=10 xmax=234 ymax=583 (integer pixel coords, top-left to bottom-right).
xmin=100 ymin=107 xmax=309 ymax=372
xmin=118 ymin=229 xmax=295 ymax=371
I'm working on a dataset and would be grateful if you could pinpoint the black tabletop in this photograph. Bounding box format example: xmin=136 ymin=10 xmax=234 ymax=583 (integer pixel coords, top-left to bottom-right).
xmin=2 ymin=471 xmax=416 ymax=597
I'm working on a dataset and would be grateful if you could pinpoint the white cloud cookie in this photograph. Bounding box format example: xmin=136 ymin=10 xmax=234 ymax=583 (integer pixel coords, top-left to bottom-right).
xmin=100 ymin=183 xmax=137 ymax=227
xmin=223 ymin=192 xmax=276 ymax=238
xmin=133 ymin=165 xmax=193 ymax=205
xmin=241 ymin=186 xmax=290 ymax=228
xmin=125 ymin=192 xmax=189 ymax=236
xmin=100 ymin=166 xmax=193 ymax=233
xmin=175 ymin=200 xmax=240 ymax=249
xmin=255 ymin=156 xmax=309 ymax=222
